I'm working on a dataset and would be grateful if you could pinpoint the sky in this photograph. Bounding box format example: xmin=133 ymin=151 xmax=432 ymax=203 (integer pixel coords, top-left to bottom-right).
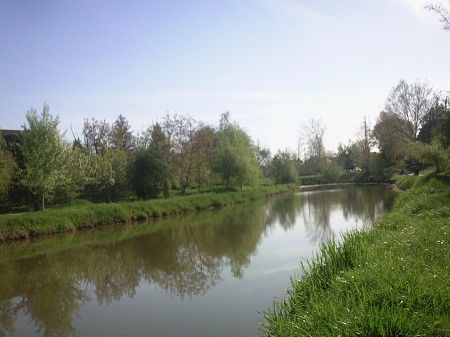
xmin=1 ymin=0 xmax=449 ymax=154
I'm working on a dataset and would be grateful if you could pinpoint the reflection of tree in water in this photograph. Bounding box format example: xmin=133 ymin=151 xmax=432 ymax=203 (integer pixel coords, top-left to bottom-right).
xmin=0 ymin=186 xmax=397 ymax=336
xmin=341 ymin=185 xmax=397 ymax=230
xmin=140 ymin=225 xmax=224 ymax=300
xmin=262 ymin=193 xmax=299 ymax=232
xmin=209 ymin=206 xmax=264 ymax=278
xmin=0 ymin=300 xmax=17 ymax=337
xmin=300 ymin=190 xmax=335 ymax=245
xmin=0 ymin=203 xmax=267 ymax=336
xmin=0 ymin=254 xmax=90 ymax=337
xmin=299 ymin=185 xmax=398 ymax=245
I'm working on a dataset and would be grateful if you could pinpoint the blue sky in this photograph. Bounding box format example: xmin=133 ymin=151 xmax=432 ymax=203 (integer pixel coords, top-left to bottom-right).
xmin=1 ymin=0 xmax=449 ymax=154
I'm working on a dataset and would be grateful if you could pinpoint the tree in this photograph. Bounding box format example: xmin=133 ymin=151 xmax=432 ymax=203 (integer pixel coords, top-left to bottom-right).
xmin=320 ymin=160 xmax=340 ymax=183
xmin=80 ymin=116 xmax=134 ymax=202
xmin=269 ymin=150 xmax=298 ymax=185
xmin=337 ymin=142 xmax=356 ymax=170
xmin=109 ymin=114 xmax=134 ymax=150
xmin=301 ymin=119 xmax=326 ymax=174
xmin=213 ymin=112 xmax=260 ymax=190
xmin=418 ymin=98 xmax=450 ymax=146
xmin=19 ymin=104 xmax=67 ymax=211
xmin=426 ymin=1 xmax=450 ymax=30
xmin=353 ymin=117 xmax=374 ymax=169
xmin=132 ymin=123 xmax=170 ymax=198
xmin=82 ymin=118 xmax=110 ymax=154
xmin=162 ymin=114 xmax=199 ymax=193
xmin=0 ymin=136 xmax=16 ymax=202
xmin=191 ymin=124 xmax=215 ymax=191
xmin=256 ymin=141 xmax=271 ymax=179
xmin=408 ymin=139 xmax=449 ymax=173
xmin=385 ymin=79 xmax=436 ymax=141
xmin=372 ymin=110 xmax=410 ymax=165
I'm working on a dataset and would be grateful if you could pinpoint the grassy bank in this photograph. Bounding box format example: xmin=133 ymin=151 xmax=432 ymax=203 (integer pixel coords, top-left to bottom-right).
xmin=0 ymin=184 xmax=296 ymax=242
xmin=260 ymin=174 xmax=450 ymax=336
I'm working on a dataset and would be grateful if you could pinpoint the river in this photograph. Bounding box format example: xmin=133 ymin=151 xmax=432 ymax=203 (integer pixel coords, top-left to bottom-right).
xmin=0 ymin=185 xmax=397 ymax=337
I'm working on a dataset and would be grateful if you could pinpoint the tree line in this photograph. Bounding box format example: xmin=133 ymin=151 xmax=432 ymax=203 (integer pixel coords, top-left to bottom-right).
xmin=0 ymin=109 xmax=278 ymax=211
xmin=335 ymin=79 xmax=450 ymax=178
xmin=0 ymin=79 xmax=449 ymax=212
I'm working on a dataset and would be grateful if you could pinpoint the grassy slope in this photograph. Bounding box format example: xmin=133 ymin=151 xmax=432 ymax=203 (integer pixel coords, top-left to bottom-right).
xmin=260 ymin=174 xmax=450 ymax=336
xmin=0 ymin=184 xmax=296 ymax=242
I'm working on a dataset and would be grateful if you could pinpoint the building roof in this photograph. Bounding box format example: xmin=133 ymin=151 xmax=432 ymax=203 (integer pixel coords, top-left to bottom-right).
xmin=0 ymin=129 xmax=21 ymax=138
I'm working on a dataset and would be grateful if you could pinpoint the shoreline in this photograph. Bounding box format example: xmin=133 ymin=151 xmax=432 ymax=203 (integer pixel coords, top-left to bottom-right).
xmin=260 ymin=175 xmax=450 ymax=335
xmin=0 ymin=184 xmax=297 ymax=242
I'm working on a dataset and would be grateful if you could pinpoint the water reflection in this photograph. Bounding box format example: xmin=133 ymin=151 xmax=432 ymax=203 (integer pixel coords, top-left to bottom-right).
xmin=0 ymin=185 xmax=397 ymax=337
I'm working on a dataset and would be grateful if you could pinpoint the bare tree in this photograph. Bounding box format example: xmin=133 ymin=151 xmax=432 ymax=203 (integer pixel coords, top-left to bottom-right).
xmin=301 ymin=119 xmax=326 ymax=174
xmin=302 ymin=118 xmax=326 ymax=159
xmin=385 ymin=79 xmax=436 ymax=141
xmin=426 ymin=1 xmax=450 ymax=30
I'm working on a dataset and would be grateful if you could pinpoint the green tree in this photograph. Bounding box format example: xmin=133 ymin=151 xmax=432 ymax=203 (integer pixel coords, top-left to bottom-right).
xmin=82 ymin=118 xmax=110 ymax=154
xmin=409 ymin=139 xmax=449 ymax=173
xmin=80 ymin=116 xmax=133 ymax=202
xmin=256 ymin=142 xmax=271 ymax=179
xmin=320 ymin=160 xmax=340 ymax=183
xmin=191 ymin=124 xmax=215 ymax=191
xmin=372 ymin=110 xmax=410 ymax=165
xmin=108 ymin=115 xmax=134 ymax=201
xmin=213 ymin=112 xmax=260 ymax=190
xmin=419 ymin=99 xmax=450 ymax=147
xmin=132 ymin=123 xmax=170 ymax=198
xmin=109 ymin=114 xmax=134 ymax=150
xmin=269 ymin=150 xmax=298 ymax=185
xmin=162 ymin=114 xmax=199 ymax=193
xmin=337 ymin=142 xmax=355 ymax=170
xmin=0 ymin=137 xmax=16 ymax=202
xmin=19 ymin=104 xmax=67 ymax=210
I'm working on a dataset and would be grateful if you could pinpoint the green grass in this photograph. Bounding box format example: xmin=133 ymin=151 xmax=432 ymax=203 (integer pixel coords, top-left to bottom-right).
xmin=260 ymin=174 xmax=450 ymax=336
xmin=0 ymin=184 xmax=297 ymax=242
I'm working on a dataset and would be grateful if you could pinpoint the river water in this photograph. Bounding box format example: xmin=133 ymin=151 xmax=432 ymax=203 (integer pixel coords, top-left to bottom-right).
xmin=0 ymin=185 xmax=397 ymax=337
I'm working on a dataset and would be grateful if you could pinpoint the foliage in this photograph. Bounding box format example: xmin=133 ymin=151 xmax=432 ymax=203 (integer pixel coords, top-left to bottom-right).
xmin=408 ymin=139 xmax=450 ymax=173
xmin=18 ymin=104 xmax=67 ymax=211
xmin=132 ymin=123 xmax=170 ymax=199
xmin=0 ymin=137 xmax=16 ymax=201
xmin=372 ymin=110 xmax=411 ymax=165
xmin=337 ymin=142 xmax=356 ymax=170
xmin=213 ymin=112 xmax=260 ymax=190
xmin=418 ymin=101 xmax=450 ymax=146
xmin=4 ymin=86 xmax=449 ymax=211
xmin=269 ymin=150 xmax=299 ymax=185
xmin=320 ymin=160 xmax=340 ymax=183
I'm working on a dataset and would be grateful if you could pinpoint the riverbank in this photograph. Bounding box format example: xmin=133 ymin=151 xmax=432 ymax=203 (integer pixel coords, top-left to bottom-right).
xmin=260 ymin=173 xmax=450 ymax=336
xmin=0 ymin=184 xmax=297 ymax=242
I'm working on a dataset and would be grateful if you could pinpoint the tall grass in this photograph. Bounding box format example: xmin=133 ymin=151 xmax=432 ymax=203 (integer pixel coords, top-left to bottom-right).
xmin=260 ymin=174 xmax=450 ymax=336
xmin=0 ymin=184 xmax=296 ymax=241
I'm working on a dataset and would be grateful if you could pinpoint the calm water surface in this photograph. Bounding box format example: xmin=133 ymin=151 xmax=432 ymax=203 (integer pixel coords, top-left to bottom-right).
xmin=0 ymin=185 xmax=397 ymax=337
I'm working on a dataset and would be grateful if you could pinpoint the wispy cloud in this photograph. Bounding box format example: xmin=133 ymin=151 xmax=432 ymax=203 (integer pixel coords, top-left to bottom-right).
xmin=250 ymin=0 xmax=328 ymax=20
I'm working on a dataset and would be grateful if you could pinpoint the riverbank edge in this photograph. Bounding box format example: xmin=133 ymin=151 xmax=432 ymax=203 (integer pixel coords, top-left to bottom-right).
xmin=259 ymin=174 xmax=450 ymax=336
xmin=0 ymin=184 xmax=298 ymax=242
